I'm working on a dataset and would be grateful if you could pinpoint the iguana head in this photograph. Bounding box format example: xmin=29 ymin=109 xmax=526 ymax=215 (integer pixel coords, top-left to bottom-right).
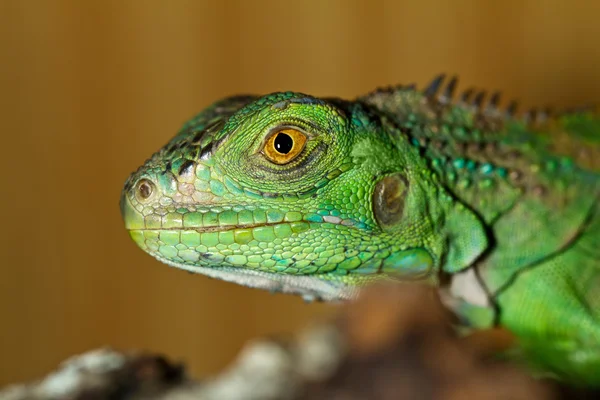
xmin=120 ymin=90 xmax=485 ymax=300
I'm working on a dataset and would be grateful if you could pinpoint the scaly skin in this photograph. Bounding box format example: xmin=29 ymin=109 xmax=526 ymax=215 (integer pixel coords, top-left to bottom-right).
xmin=121 ymin=75 xmax=600 ymax=384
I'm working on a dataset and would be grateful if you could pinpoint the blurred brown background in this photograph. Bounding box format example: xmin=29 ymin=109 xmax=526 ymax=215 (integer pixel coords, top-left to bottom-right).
xmin=1 ymin=0 xmax=599 ymax=386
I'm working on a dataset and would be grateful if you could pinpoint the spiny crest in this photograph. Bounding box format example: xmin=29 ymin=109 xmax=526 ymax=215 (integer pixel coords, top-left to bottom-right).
xmin=423 ymin=74 xmax=518 ymax=120
xmin=363 ymin=73 xmax=594 ymax=127
xmin=424 ymin=74 xmax=597 ymax=125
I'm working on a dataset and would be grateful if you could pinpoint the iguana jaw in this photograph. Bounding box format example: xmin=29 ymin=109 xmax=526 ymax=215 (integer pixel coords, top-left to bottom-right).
xmin=121 ymin=190 xmax=367 ymax=274
xmin=121 ymin=190 xmax=360 ymax=301
xmin=151 ymin=251 xmax=358 ymax=301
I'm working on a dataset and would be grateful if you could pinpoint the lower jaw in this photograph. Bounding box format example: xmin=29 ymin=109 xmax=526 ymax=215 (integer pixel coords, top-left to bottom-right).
xmin=127 ymin=224 xmax=310 ymax=272
xmin=147 ymin=251 xmax=359 ymax=302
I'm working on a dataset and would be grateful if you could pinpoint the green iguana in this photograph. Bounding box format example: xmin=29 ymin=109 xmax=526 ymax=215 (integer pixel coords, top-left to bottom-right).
xmin=121 ymin=75 xmax=600 ymax=385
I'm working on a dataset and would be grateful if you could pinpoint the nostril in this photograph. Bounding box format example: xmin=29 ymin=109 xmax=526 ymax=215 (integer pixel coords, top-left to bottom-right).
xmin=136 ymin=179 xmax=155 ymax=201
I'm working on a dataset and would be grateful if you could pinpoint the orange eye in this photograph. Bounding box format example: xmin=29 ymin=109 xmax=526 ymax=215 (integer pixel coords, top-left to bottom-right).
xmin=262 ymin=128 xmax=307 ymax=164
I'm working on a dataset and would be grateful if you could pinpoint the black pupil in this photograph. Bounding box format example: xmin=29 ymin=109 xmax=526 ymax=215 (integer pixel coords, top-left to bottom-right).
xmin=274 ymin=133 xmax=294 ymax=154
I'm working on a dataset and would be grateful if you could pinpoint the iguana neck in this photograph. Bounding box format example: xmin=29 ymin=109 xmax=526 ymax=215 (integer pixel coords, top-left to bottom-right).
xmin=360 ymin=83 xmax=600 ymax=227
xmin=359 ymin=88 xmax=521 ymax=225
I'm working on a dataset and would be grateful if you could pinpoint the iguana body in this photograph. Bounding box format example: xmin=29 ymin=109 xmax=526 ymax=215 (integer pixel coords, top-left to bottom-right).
xmin=121 ymin=75 xmax=600 ymax=384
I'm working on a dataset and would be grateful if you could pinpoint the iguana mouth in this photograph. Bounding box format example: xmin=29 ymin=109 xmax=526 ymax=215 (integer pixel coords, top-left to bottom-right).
xmin=128 ymin=222 xmax=282 ymax=233
xmin=122 ymin=191 xmax=357 ymax=233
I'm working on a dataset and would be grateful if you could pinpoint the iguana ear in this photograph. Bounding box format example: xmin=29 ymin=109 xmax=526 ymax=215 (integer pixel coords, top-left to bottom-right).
xmin=442 ymin=202 xmax=489 ymax=273
xmin=371 ymin=173 xmax=488 ymax=274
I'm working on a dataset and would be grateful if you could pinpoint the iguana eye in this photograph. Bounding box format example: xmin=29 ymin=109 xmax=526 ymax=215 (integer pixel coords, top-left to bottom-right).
xmin=262 ymin=128 xmax=307 ymax=165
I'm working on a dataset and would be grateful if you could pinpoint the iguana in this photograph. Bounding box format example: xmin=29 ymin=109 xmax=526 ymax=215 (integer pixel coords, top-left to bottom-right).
xmin=121 ymin=75 xmax=600 ymax=385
